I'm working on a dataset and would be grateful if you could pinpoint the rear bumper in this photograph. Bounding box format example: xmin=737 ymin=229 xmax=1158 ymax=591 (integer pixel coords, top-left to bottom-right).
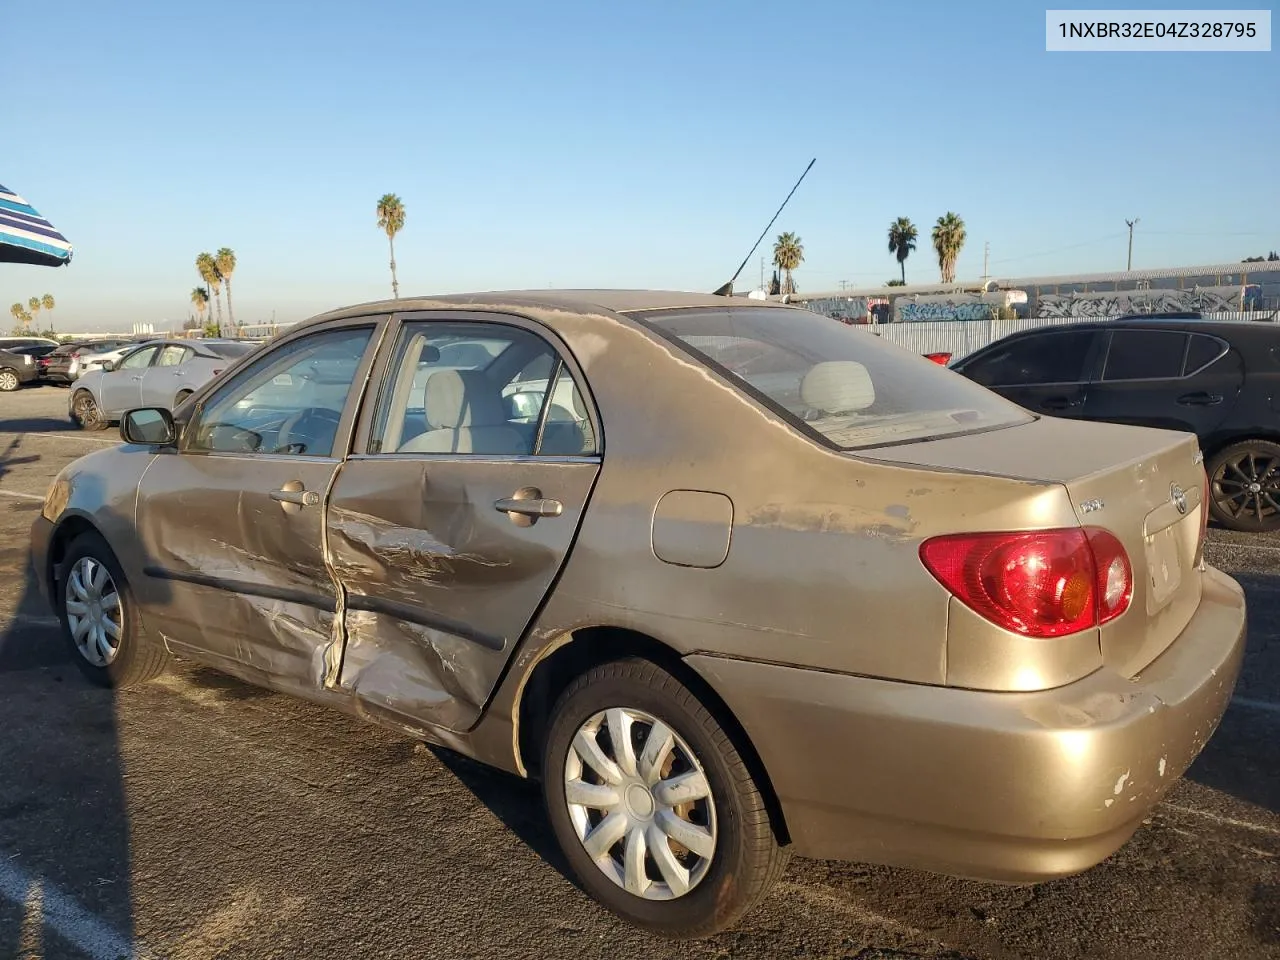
xmin=686 ymin=564 xmax=1247 ymax=883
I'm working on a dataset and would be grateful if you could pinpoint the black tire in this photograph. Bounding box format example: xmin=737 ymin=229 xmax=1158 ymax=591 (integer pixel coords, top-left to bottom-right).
xmin=70 ymin=389 xmax=109 ymax=431
xmin=542 ymin=658 xmax=789 ymax=938
xmin=55 ymin=530 xmax=168 ymax=688
xmin=0 ymin=367 xmax=21 ymax=392
xmin=1207 ymin=439 xmax=1280 ymax=533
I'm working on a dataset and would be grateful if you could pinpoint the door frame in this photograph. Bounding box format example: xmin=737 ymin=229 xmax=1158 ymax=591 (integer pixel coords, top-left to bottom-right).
xmin=350 ymin=308 xmax=604 ymax=458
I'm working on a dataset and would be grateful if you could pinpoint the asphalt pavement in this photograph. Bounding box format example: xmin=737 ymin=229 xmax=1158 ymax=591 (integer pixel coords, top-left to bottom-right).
xmin=0 ymin=383 xmax=1276 ymax=960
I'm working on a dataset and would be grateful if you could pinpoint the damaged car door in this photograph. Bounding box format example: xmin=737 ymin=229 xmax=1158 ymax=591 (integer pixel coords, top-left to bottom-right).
xmin=326 ymin=313 xmax=601 ymax=733
xmin=132 ymin=320 xmax=383 ymax=689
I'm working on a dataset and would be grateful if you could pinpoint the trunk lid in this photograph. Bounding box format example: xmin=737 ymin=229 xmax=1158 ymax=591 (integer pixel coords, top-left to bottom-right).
xmin=861 ymin=416 xmax=1206 ymax=676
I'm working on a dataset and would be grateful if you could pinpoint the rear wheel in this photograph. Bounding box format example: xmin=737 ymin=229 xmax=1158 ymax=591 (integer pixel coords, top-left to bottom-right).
xmin=1207 ymin=439 xmax=1280 ymax=532
xmin=56 ymin=531 xmax=168 ymax=687
xmin=542 ymin=658 xmax=789 ymax=938
xmin=0 ymin=368 xmax=20 ymax=392
xmin=71 ymin=389 xmax=108 ymax=430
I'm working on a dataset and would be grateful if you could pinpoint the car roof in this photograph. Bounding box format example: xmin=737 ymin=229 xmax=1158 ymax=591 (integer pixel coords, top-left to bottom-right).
xmin=993 ymin=317 xmax=1280 ymax=340
xmin=293 ymin=289 xmax=793 ymax=332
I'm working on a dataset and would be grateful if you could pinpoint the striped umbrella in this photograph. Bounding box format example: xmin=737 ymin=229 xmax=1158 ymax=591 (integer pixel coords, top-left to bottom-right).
xmin=0 ymin=183 xmax=73 ymax=267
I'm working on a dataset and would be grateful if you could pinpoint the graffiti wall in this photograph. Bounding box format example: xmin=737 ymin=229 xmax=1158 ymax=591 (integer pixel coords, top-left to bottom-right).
xmin=1033 ymin=285 xmax=1244 ymax=318
xmin=801 ymin=297 xmax=888 ymax=324
xmin=897 ymin=300 xmax=994 ymax=323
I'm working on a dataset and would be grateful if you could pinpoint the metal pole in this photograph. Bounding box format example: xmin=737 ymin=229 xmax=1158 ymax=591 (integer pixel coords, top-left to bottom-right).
xmin=1125 ymin=218 xmax=1139 ymax=270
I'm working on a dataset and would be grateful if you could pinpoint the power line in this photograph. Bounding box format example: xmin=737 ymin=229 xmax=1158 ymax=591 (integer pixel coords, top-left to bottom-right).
xmin=989 ymin=233 xmax=1128 ymax=266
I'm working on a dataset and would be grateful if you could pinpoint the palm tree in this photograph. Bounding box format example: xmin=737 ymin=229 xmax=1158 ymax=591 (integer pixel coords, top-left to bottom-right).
xmin=215 ymin=247 xmax=237 ymax=328
xmin=772 ymin=232 xmax=804 ymax=295
xmin=376 ymin=193 xmax=406 ymax=298
xmin=41 ymin=294 xmax=55 ymax=330
xmin=191 ymin=286 xmax=210 ymax=328
xmin=27 ymin=296 xmax=41 ymax=330
xmin=9 ymin=304 xmax=22 ymax=325
xmin=887 ymin=217 xmax=919 ymax=285
xmin=931 ymin=213 xmax=966 ymax=284
xmin=196 ymin=252 xmax=223 ymax=333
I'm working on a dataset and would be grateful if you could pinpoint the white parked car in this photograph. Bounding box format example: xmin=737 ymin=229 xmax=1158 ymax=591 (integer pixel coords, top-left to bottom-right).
xmin=69 ymin=338 xmax=259 ymax=429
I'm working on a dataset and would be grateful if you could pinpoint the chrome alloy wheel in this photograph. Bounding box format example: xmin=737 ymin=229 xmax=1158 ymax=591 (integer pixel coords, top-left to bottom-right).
xmin=564 ymin=707 xmax=718 ymax=901
xmin=64 ymin=556 xmax=123 ymax=667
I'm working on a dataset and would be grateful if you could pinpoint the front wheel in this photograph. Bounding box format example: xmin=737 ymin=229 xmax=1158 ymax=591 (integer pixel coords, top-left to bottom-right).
xmin=0 ymin=368 xmax=20 ymax=392
xmin=56 ymin=531 xmax=168 ymax=687
xmin=542 ymin=658 xmax=789 ymax=938
xmin=70 ymin=389 xmax=108 ymax=430
xmin=1207 ymin=440 xmax=1280 ymax=533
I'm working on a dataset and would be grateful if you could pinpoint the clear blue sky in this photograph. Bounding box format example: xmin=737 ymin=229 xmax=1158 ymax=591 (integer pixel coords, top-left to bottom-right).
xmin=2 ymin=0 xmax=1276 ymax=330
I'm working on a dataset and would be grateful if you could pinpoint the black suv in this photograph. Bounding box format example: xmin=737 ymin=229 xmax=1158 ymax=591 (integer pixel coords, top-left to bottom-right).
xmin=952 ymin=317 xmax=1280 ymax=532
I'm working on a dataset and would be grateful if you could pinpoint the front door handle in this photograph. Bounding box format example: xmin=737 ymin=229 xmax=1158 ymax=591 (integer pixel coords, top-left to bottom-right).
xmin=1041 ymin=396 xmax=1083 ymax=410
xmin=495 ymin=486 xmax=563 ymax=526
xmin=271 ymin=481 xmax=320 ymax=514
xmin=1177 ymin=391 xmax=1223 ymax=406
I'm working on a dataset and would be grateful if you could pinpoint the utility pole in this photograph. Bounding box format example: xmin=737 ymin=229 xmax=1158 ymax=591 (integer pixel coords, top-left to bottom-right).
xmin=1125 ymin=218 xmax=1140 ymax=271
xmin=981 ymin=242 xmax=990 ymax=285
xmin=760 ymin=256 xmax=765 ymax=291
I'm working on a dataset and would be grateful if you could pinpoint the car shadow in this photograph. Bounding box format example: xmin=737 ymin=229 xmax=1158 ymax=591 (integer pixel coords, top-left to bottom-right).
xmin=0 ymin=456 xmax=165 ymax=957
xmin=429 ymin=746 xmax=582 ymax=892
xmin=1184 ymin=569 xmax=1280 ymax=816
xmin=0 ymin=415 xmax=76 ymax=434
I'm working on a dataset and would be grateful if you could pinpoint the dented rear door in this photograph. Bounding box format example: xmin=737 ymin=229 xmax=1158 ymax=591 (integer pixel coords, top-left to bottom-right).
xmin=327 ymin=311 xmax=602 ymax=734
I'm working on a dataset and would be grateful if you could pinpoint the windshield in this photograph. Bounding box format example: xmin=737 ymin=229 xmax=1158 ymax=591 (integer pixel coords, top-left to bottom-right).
xmin=637 ymin=305 xmax=1031 ymax=450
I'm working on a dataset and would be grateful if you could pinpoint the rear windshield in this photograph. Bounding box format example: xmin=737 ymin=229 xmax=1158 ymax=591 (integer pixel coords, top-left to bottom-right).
xmin=638 ymin=305 xmax=1031 ymax=450
xmin=203 ymin=342 xmax=257 ymax=359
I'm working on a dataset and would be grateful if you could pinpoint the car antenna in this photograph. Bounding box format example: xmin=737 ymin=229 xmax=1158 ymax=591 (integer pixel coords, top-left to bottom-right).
xmin=712 ymin=157 xmax=816 ymax=297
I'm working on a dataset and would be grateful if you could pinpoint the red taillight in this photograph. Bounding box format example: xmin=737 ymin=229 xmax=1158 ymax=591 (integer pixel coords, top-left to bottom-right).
xmin=924 ymin=352 xmax=952 ymax=365
xmin=212 ymin=368 xmax=223 ymax=376
xmin=71 ymin=352 xmax=81 ymax=360
xmin=920 ymin=527 xmax=1133 ymax=638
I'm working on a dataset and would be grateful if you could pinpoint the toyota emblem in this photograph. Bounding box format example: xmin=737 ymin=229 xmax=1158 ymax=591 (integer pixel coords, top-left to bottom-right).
xmin=1171 ymin=483 xmax=1189 ymax=516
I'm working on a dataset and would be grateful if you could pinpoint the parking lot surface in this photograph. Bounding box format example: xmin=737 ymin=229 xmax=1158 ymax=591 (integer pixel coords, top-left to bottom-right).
xmin=0 ymin=384 xmax=1276 ymax=960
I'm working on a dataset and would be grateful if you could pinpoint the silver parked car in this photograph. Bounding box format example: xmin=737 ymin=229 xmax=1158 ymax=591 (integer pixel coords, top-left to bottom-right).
xmin=69 ymin=338 xmax=259 ymax=430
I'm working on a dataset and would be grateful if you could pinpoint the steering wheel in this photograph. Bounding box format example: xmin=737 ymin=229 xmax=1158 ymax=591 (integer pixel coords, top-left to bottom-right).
xmin=275 ymin=407 xmax=342 ymax=455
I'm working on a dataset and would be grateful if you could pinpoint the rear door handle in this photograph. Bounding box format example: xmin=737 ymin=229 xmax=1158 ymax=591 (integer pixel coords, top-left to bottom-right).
xmin=1177 ymin=391 xmax=1223 ymax=406
xmin=1041 ymin=396 xmax=1083 ymax=410
xmin=495 ymin=486 xmax=563 ymax=526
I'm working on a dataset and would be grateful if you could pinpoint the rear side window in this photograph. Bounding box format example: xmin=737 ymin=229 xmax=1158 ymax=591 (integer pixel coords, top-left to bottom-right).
xmin=640 ymin=306 xmax=1031 ymax=451
xmin=1102 ymin=330 xmax=1188 ymax=381
xmin=962 ymin=331 xmax=1097 ymax=387
xmin=1185 ymin=334 xmax=1226 ymax=373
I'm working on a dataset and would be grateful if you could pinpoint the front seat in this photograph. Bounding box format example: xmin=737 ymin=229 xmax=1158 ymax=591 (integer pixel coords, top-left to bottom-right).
xmin=398 ymin=369 xmax=528 ymax=454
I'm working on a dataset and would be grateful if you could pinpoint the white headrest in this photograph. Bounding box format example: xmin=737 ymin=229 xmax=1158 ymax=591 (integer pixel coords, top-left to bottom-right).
xmin=800 ymin=361 xmax=875 ymax=415
xmin=425 ymin=370 xmax=505 ymax=429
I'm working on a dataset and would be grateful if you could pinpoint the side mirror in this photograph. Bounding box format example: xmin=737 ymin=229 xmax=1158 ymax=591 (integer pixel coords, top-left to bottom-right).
xmin=101 ymin=360 xmax=116 ymax=372
xmin=121 ymin=407 xmax=177 ymax=446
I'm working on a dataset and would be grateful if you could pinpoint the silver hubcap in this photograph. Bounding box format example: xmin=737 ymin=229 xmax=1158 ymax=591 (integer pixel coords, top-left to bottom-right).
xmin=64 ymin=557 xmax=122 ymax=667
xmin=564 ymin=707 xmax=717 ymax=901
xmin=0 ymin=372 xmax=17 ymax=390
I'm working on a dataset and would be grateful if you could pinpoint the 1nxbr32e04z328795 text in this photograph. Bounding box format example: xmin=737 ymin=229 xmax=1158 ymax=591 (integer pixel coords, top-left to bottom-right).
xmin=1046 ymin=9 xmax=1272 ymax=50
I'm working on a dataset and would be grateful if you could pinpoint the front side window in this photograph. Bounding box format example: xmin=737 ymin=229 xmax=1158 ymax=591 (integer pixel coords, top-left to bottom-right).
xmin=639 ymin=305 xmax=1031 ymax=450
xmin=186 ymin=327 xmax=374 ymax=457
xmin=119 ymin=346 xmax=160 ymax=370
xmin=370 ymin=322 xmax=595 ymax=457
xmin=961 ymin=331 xmax=1098 ymax=387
